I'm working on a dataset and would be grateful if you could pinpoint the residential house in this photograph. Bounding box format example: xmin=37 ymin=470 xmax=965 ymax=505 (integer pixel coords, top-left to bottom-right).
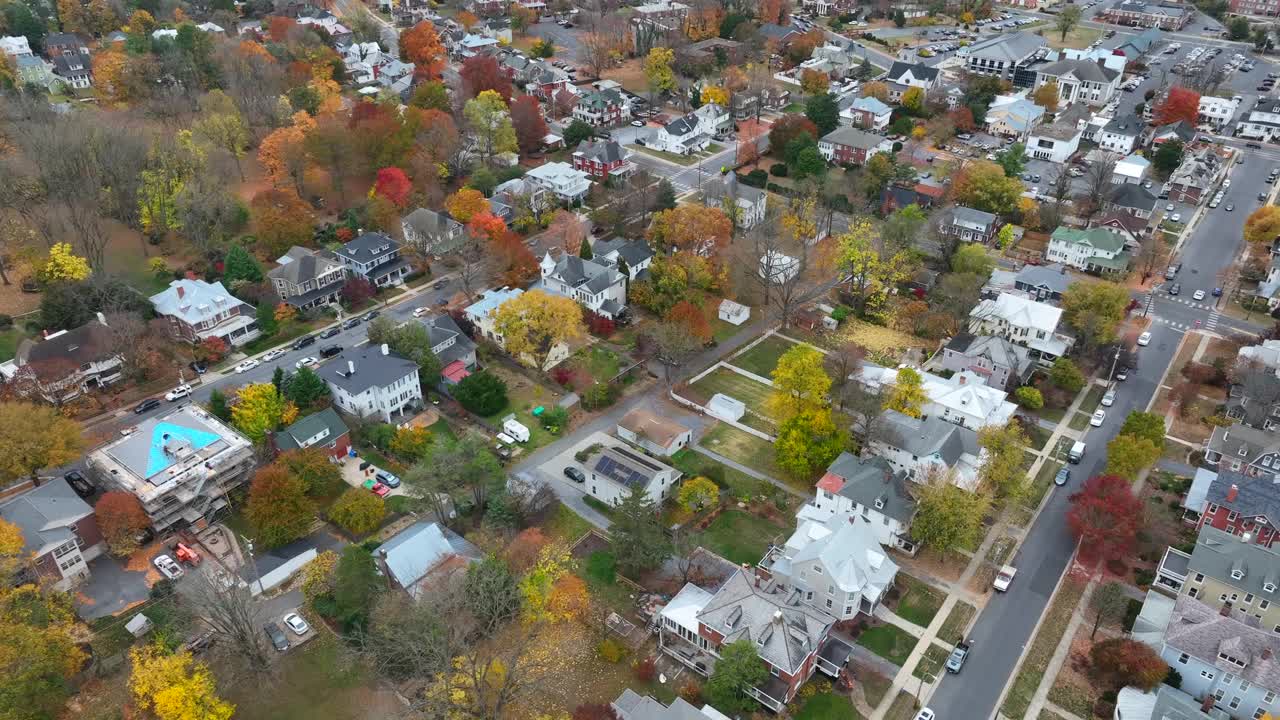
xmin=0 ymin=314 xmax=123 ymax=403
xmin=941 ymin=333 xmax=1034 ymax=391
xmin=1098 ymin=114 xmax=1145 ymax=154
xmin=375 ymin=521 xmax=482 ymax=599
xmin=759 ymin=251 xmax=800 ymax=285
xmin=455 ymin=33 xmax=499 ymax=57
xmin=868 ymin=410 xmax=984 ymax=492
xmin=1167 ymin=145 xmax=1225 ymax=205
xmin=766 ymin=477 xmax=903 ymax=602
xmin=884 ymin=61 xmax=939 ymax=100
xmin=1257 ymin=258 xmax=1280 ymax=312
xmin=959 ymin=31 xmax=1047 ymax=83
xmin=1232 ymin=0 xmax=1280 ymax=15
xmin=1115 ymin=683 xmax=1231 ymax=720
xmin=617 ymin=408 xmax=691 ymax=457
xmin=1239 ymin=98 xmax=1280 ymax=142
xmin=573 ymin=88 xmax=628 ymax=127
xmin=1113 ymin=26 xmax=1165 ymax=58
xmin=1114 ymin=154 xmax=1152 ymax=185
xmin=269 ymin=246 xmax=347 ymax=310
xmin=523 ymin=61 xmax=572 ymax=100
xmin=1200 ymin=96 xmax=1241 ymax=132
xmin=43 ymin=32 xmax=89 ymax=58
xmin=401 ymin=208 xmax=465 ymax=255
xmin=463 ymin=287 xmax=572 ymax=369
xmin=525 ymin=162 xmax=592 ymax=205
xmin=795 ymin=42 xmax=862 ymax=82
xmin=985 ymin=94 xmax=1046 ymax=139
xmin=15 ymin=55 xmax=54 ymax=88
xmin=51 ymin=54 xmax=91 ymax=90
xmin=490 ymin=177 xmax=550 ymax=223
xmin=1239 ymin=340 xmax=1280 ymax=373
xmin=1132 ymin=593 xmax=1280 ymax=720
xmin=940 ymin=206 xmax=1000 ymax=244
xmin=421 ymin=313 xmax=478 ymax=385
xmin=1025 ymin=103 xmax=1090 ymax=163
xmin=335 ymin=231 xmax=411 ymax=289
xmin=1204 ymin=424 xmax=1280 ymax=477
xmin=1108 ymin=183 xmax=1160 ymax=219
xmin=593 ymin=237 xmax=656 ymax=280
xmin=701 ymin=173 xmax=767 ymax=229
xmin=1034 ymin=58 xmax=1121 ymax=106
xmin=856 ymin=365 xmax=1018 ymax=430
xmin=1162 ymin=525 xmax=1280 ymax=631
xmin=538 ymin=248 xmax=628 ymax=319
xmin=0 ymin=478 xmax=103 ymax=591
xmin=841 ymin=95 xmax=892 ymax=131
xmin=150 ymin=278 xmax=261 ymax=347
xmin=656 ymin=563 xmax=854 ymax=711
xmin=1148 ymin=119 xmax=1197 ymax=147
xmin=583 ymin=442 xmax=682 ymax=506
xmin=611 ymin=690 xmax=732 ymax=720
xmin=733 ymin=86 xmax=790 ymax=119
xmin=1014 ymin=263 xmax=1072 ymax=302
xmin=1229 ymin=357 xmax=1280 ymax=430
xmin=817 ymin=126 xmax=892 ymax=166
xmin=652 ymin=108 xmax=723 ymax=155
xmin=1102 ymin=0 xmax=1193 ymax=30
xmin=0 ymin=35 xmax=31 ymax=58
xmin=573 ymin=140 xmax=633 ymax=181
xmin=1096 ymin=211 xmax=1153 ymax=242
xmin=273 ymin=407 xmax=351 ymax=460
xmin=319 ymin=345 xmax=422 ymax=423
xmin=880 ymin=184 xmax=938 ymax=215
xmin=1190 ymin=470 xmax=1280 ymax=547
xmin=1047 ymin=226 xmax=1132 ymax=274
xmin=87 ymin=404 xmax=256 ymax=532
xmin=969 ymin=292 xmax=1074 ymax=365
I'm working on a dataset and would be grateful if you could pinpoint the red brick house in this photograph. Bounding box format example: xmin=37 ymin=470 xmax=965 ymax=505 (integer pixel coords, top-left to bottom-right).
xmin=1193 ymin=471 xmax=1280 ymax=548
xmin=572 ymin=140 xmax=632 ymax=180
xmin=0 ymin=478 xmax=104 ymax=591
xmin=273 ymin=407 xmax=351 ymax=461
xmin=818 ymin=126 xmax=893 ymax=166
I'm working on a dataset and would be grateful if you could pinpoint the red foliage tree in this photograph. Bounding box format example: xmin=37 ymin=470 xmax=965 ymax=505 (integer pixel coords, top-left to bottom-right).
xmin=267 ymin=16 xmax=296 ymax=42
xmin=194 ymin=336 xmax=229 ymax=364
xmin=493 ymin=229 xmax=539 ymax=286
xmin=1153 ymin=86 xmax=1200 ymax=127
xmin=768 ymin=115 xmax=819 ymax=158
xmin=572 ymin=704 xmax=619 ymax=720
xmin=504 ymin=527 xmax=549 ymax=573
xmin=947 ymin=106 xmax=976 ymax=132
xmin=459 ymin=55 xmax=513 ymax=102
xmin=1089 ymin=638 xmax=1169 ymax=691
xmin=666 ymin=300 xmax=712 ymax=343
xmin=340 ymin=277 xmax=376 ymax=307
xmin=467 ymin=211 xmax=507 ymax=244
xmin=373 ymin=167 xmax=413 ymax=208
xmin=509 ymin=95 xmax=550 ymax=156
xmin=400 ymin=20 xmax=447 ymax=79
xmin=551 ymin=366 xmax=574 ymax=386
xmin=94 ymin=491 xmax=151 ymax=556
xmin=1067 ymin=474 xmax=1145 ymax=567
xmin=585 ymin=312 xmax=616 ymax=338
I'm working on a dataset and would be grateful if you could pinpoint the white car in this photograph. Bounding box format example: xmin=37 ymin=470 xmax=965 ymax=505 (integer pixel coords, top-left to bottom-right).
xmin=914 ymin=710 xmax=936 ymax=720
xmin=412 ymin=306 xmax=430 ymax=318
xmin=630 ymin=120 xmax=645 ymax=127
xmin=283 ymin=612 xmax=310 ymax=636
xmin=235 ymin=359 xmax=259 ymax=373
xmin=262 ymin=348 xmax=287 ymax=362
xmin=1137 ymin=331 xmax=1152 ymax=346
xmin=1091 ymin=409 xmax=1107 ymax=427
xmin=1193 ymin=289 xmax=1206 ymax=301
xmin=1170 ymin=213 xmax=1181 ymax=223
xmin=1166 ymin=203 xmax=1175 ymax=212
xmin=153 ymin=554 xmax=184 ymax=581
xmin=295 ymin=357 xmax=318 ymax=369
xmin=164 ymin=384 xmax=192 ymax=402
xmin=1101 ymin=389 xmax=1116 ymax=407
xmin=1224 ymin=179 xmax=1232 ymax=187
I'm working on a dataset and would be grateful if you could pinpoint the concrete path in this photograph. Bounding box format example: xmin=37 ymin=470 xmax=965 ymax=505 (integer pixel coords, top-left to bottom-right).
xmin=873 ymin=605 xmax=927 ymax=639
xmin=1025 ymin=577 xmax=1099 ymax=720
xmin=848 ymin=643 xmax=904 ymax=680
xmin=691 ymin=444 xmax=808 ymax=499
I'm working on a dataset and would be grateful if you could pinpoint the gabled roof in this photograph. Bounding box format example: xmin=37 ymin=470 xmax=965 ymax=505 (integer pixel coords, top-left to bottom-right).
xmin=274 ymin=407 xmax=349 ymax=453
xmin=268 ymin=246 xmax=344 ymax=285
xmin=663 ymin=113 xmax=700 ymax=136
xmin=1103 ymin=113 xmax=1145 ymax=136
xmin=0 ymin=479 xmax=93 ymax=556
xmin=619 ymin=408 xmax=690 ymax=449
xmin=594 ymin=238 xmax=656 ymax=268
xmin=783 ymin=511 xmax=899 ymax=600
xmin=849 ymin=96 xmax=892 ymax=115
xmin=542 ymin=249 xmax=623 ymax=295
xmin=886 ymin=61 xmax=938 ymax=84
xmin=1154 ymin=119 xmax=1196 ymax=143
xmin=944 ymin=333 xmax=1033 ymax=376
xmin=874 ymin=409 xmax=982 ymax=472
xmin=817 ymin=453 xmax=915 ymax=523
xmin=701 ymin=173 xmax=764 ymax=205
xmin=335 ymin=231 xmax=399 ymax=262
xmin=971 ymin=292 xmax=1063 ymax=331
xmin=1050 ymin=226 xmax=1127 ymax=253
xmin=378 ymin=521 xmax=482 ymax=599
xmin=150 ymin=279 xmax=251 ymax=325
xmin=318 ymin=345 xmax=419 ymax=396
xmin=1203 ymin=468 xmax=1280 ymax=524
xmin=950 ymin=206 xmax=997 ymax=228
xmin=1156 ymin=595 xmax=1280 ymax=691
xmin=421 ymin=313 xmax=477 ymax=366
xmin=820 ymin=126 xmax=887 ymax=150
xmin=15 ymin=317 xmax=115 ymax=369
xmin=757 ymin=22 xmax=798 ymax=41
xmin=1188 ymin=525 xmax=1280 ymax=602
xmin=1037 ymin=58 xmax=1119 ymax=84
xmin=1015 ymin=263 xmax=1072 ymax=294
xmin=402 ymin=207 xmax=463 ymax=237
xmin=576 ymin=139 xmax=627 ymax=164
xmin=985 ymin=96 xmax=1045 ymax=132
xmin=1206 ymin=424 xmax=1280 ymax=470
xmin=611 ymin=690 xmax=730 ymax=720
xmin=963 ymin=31 xmax=1045 ymax=63
xmin=588 ymin=444 xmax=675 ymax=490
xmin=697 ymin=568 xmax=836 ymax=676
xmin=1109 ymin=183 xmax=1159 ymax=211
xmin=464 ymin=287 xmax=523 ymax=319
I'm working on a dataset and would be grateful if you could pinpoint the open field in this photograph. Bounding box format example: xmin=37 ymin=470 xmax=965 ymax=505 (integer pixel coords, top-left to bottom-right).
xmin=692 ymin=509 xmax=790 ymax=565
xmin=730 ymin=335 xmax=799 ymax=377
xmin=689 ymin=367 xmax=775 ymax=417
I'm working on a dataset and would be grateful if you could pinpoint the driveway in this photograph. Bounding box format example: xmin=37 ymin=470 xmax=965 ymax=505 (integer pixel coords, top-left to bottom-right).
xmin=75 ymin=553 xmax=153 ymax=620
xmin=339 ymin=455 xmax=411 ymax=498
xmin=242 ymin=526 xmax=347 ymax=583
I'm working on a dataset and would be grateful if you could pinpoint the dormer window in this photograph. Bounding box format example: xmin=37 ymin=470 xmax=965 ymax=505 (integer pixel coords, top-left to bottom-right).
xmin=1241 ymin=446 xmax=1250 ymax=457
xmin=1266 ymin=582 xmax=1277 ymax=593
xmin=874 ymin=497 xmax=885 ymax=510
xmin=1233 ymin=569 xmax=1245 ymax=580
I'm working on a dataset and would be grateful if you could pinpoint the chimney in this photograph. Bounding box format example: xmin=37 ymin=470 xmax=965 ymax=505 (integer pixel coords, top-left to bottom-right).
xmin=958 ymin=374 xmax=967 ymax=385
xmin=381 ymin=343 xmax=390 ymax=356
xmin=1265 ymin=647 xmax=1274 ymax=661
xmin=96 ymin=311 xmax=107 ymax=327
xmin=347 ymin=360 xmax=355 ymax=376
xmin=1220 ymin=604 xmax=1231 ymax=617
xmin=177 ymin=284 xmax=185 ymax=299
xmin=1202 ymin=696 xmax=1217 ymax=714
xmin=1229 ymin=484 xmax=1239 ymax=503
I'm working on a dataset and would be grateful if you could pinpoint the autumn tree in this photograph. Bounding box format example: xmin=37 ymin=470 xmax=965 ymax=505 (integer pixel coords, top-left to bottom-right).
xmin=1068 ymin=474 xmax=1145 ymax=567
xmin=464 ymin=90 xmax=518 ymax=164
xmin=1154 ymin=86 xmax=1200 ymax=127
xmin=883 ymin=367 xmax=928 ymax=418
xmin=768 ymin=115 xmax=819 ymax=157
xmin=775 ymin=409 xmax=846 ymax=479
xmin=705 ymin=639 xmax=768 ymax=714
xmin=911 ymin=469 xmax=991 ymax=554
xmin=862 ymin=81 xmax=890 ymax=102
xmin=1245 ymin=206 xmax=1280 ymax=244
xmin=1106 ymin=434 xmax=1161 ymax=481
xmin=257 ymin=110 xmax=315 ymax=194
xmin=1060 ymin=280 xmax=1130 ymax=350
xmin=1089 ymin=581 xmax=1129 ymax=639
xmin=277 ymin=448 xmax=342 ymax=496
xmin=492 ymin=290 xmax=586 ymax=370
xmin=676 ymin=476 xmax=719 ymax=512
xmin=95 ymin=491 xmax=150 ymax=557
xmin=0 ymin=402 xmax=83 ymax=484
xmin=643 ymin=47 xmax=676 ymax=102
xmin=978 ymin=422 xmax=1031 ymax=501
xmin=1090 ymin=638 xmax=1168 ymax=692
xmin=766 ymin=344 xmax=832 ymax=422
xmin=952 ymin=160 xmax=1024 ymax=216
xmin=460 ymin=54 xmax=513 ymax=101
xmin=647 ymin=204 xmax=732 ymax=254
xmin=192 ymin=90 xmax=250 ymax=181
xmin=401 ymin=20 xmax=447 ymax=79
xmin=837 ymin=218 xmax=912 ymax=314
xmin=446 ymin=188 xmax=490 ymax=223
xmin=799 ymin=68 xmax=829 ymax=95
xmin=231 ymin=382 xmax=298 ymax=444
xmin=1032 ymin=79 xmax=1060 ymax=113
xmin=664 ymin=300 xmax=713 ymax=344
xmin=328 ymin=487 xmax=386 ymax=535
xmin=510 ymin=95 xmax=550 ymax=156
xmin=372 ymin=167 xmax=413 ymax=209
xmin=129 ymin=644 xmax=234 ymax=720
xmin=250 ymin=188 xmax=315 ymax=258
xmin=245 ymin=464 xmax=314 ymax=548
xmin=544 ymin=210 xmax=586 ymax=254
xmin=1049 ymin=357 xmax=1086 ymax=393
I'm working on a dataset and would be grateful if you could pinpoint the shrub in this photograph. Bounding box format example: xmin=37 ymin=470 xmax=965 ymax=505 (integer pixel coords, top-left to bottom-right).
xmin=552 ymin=366 xmax=574 ymax=386
xmin=632 ymin=656 xmax=657 ymax=682
xmin=598 ymin=638 xmax=626 ymax=663
xmin=585 ymin=311 xmax=616 ymax=337
xmin=1165 ymin=667 xmax=1182 ymax=689
xmin=0 ymin=314 xmax=11 ymax=329
xmin=538 ymin=405 xmax=570 ymax=434
xmin=1014 ymin=386 xmax=1044 ymax=409
xmin=328 ymin=488 xmax=386 ymax=535
xmin=770 ymin=162 xmax=788 ymax=177
xmin=581 ymin=381 xmax=618 ymax=410
xmin=453 ymin=370 xmax=508 ymax=415
xmin=739 ymin=169 xmax=768 ymax=187
xmin=678 ymin=681 xmax=702 ymax=705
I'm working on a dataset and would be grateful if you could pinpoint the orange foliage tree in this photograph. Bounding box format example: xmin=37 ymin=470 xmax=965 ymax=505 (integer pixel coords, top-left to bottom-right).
xmin=373 ymin=167 xmax=413 ymax=208
xmin=258 ymin=111 xmax=316 ymax=194
xmin=467 ymin=211 xmax=507 ymax=244
xmin=1153 ymin=86 xmax=1200 ymax=127
xmin=251 ymin=188 xmax=316 ymax=258
xmin=545 ymin=210 xmax=586 ymax=253
xmin=457 ymin=10 xmax=479 ymax=29
xmin=666 ymin=300 xmax=712 ymax=343
xmin=758 ymin=0 xmax=791 ymax=24
xmin=494 ymin=230 xmax=539 ymax=286
xmin=268 ymin=16 xmax=296 ymax=42
xmin=647 ymin=205 xmax=732 ymax=255
xmin=446 ymin=188 xmax=490 ymax=223
xmin=547 ymin=574 xmax=589 ymax=622
xmin=505 ymin=527 xmax=550 ymax=573
xmin=400 ymin=20 xmax=447 ymax=79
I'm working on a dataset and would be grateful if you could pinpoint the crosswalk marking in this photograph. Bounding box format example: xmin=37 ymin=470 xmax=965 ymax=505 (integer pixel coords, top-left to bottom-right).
xmin=1205 ymin=310 xmax=1221 ymax=333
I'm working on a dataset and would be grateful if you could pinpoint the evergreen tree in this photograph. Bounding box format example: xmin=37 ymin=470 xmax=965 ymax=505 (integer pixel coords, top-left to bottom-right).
xmin=284 ymin=366 xmax=331 ymax=407
xmin=609 ymin=488 xmax=672 ymax=575
xmin=208 ymin=388 xmax=230 ymax=421
xmin=655 ymin=179 xmax=677 ymax=211
xmin=222 ymin=245 xmax=263 ymax=284
xmin=579 ymin=237 xmax=593 ymax=259
xmin=272 ymin=366 xmax=285 ymax=393
xmin=255 ymin=303 xmax=278 ymax=336
xmin=616 ymin=257 xmax=630 ymax=297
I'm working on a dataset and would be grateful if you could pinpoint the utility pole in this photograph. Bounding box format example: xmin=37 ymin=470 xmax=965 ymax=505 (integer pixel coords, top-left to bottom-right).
xmin=1108 ymin=346 xmax=1122 ymax=383
xmin=240 ymin=534 xmax=262 ymax=594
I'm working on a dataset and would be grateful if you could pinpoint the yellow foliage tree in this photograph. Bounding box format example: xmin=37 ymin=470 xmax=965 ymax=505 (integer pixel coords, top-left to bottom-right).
xmin=230 ymin=382 xmax=298 ymax=443
xmin=1244 ymin=206 xmax=1280 ymax=244
xmin=861 ymin=81 xmax=889 ymax=102
xmin=883 ymin=367 xmax=929 ymax=418
xmin=128 ymin=644 xmax=234 ymax=720
xmin=518 ymin=541 xmax=578 ymax=623
xmin=765 ymin=344 xmax=832 ymax=422
xmin=41 ymin=243 xmax=91 ymax=282
xmin=492 ymin=290 xmax=585 ymax=370
xmin=781 ymin=194 xmax=818 ymax=245
xmin=445 ymin=188 xmax=489 ymax=223
xmin=701 ymin=85 xmax=729 ymax=107
xmin=677 ymin=476 xmax=719 ymax=512
xmin=1032 ymin=79 xmax=1060 ymax=113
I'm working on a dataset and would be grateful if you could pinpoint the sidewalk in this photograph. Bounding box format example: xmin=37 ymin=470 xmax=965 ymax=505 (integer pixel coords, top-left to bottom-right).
xmin=1024 ymin=576 xmax=1098 ymax=720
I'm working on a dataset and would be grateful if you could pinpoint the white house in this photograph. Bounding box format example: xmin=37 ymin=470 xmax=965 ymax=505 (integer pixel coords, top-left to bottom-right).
xmin=0 ymin=35 xmax=32 ymax=58
xmin=1199 ymin=95 xmax=1240 ymax=132
xmin=150 ymin=278 xmax=261 ymax=347
xmin=884 ymin=60 xmax=939 ymax=101
xmin=759 ymin=251 xmax=799 ymax=284
xmin=1114 ymin=154 xmax=1151 ymax=184
xmin=584 ymin=441 xmax=682 ymax=506
xmin=1239 ymin=98 xmax=1280 ymax=142
xmin=651 ymin=107 xmax=725 ymax=155
xmin=969 ymin=292 xmax=1073 ymax=365
xmin=617 ymin=407 xmax=691 ymax=457
xmin=525 ymin=162 xmax=591 ymax=205
xmin=701 ymin=174 xmax=767 ymax=229
xmin=1033 ymin=58 xmax=1121 ymax=106
xmin=594 ymin=237 xmax=656 ymax=280
xmin=1047 ymin=227 xmax=1132 ymax=275
xmin=841 ymin=95 xmax=892 ymax=131
xmin=538 ymin=249 xmax=628 ymax=319
xmin=1098 ymin=114 xmax=1144 ymax=154
xmin=317 ymin=344 xmax=423 ymax=423
xmin=718 ymin=299 xmax=750 ymax=325
xmin=868 ymin=410 xmax=984 ymax=492
xmin=1025 ymin=104 xmax=1089 ymax=163
xmin=985 ymin=94 xmax=1045 ymax=140
xmin=800 ymin=453 xmax=917 ymax=555
xmin=857 ymin=365 xmax=1018 ymax=430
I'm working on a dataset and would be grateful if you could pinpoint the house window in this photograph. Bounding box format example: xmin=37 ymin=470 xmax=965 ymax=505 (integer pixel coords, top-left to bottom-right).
xmin=1262 ymin=600 xmax=1271 ymax=610
xmin=1241 ymin=681 xmax=1252 ymax=693
xmin=1178 ymin=653 xmax=1190 ymax=664
xmin=805 ymin=591 xmax=814 ymax=602
xmin=1203 ymin=670 xmax=1216 ymax=680
xmin=814 ymin=566 xmax=823 ymax=575
xmin=1215 ymin=690 xmax=1226 ymax=702
xmin=826 ymin=598 xmax=833 ymax=609
xmin=1232 ymin=697 xmax=1243 ymax=710
xmin=1266 ymin=691 xmax=1277 ymax=704
xmin=845 ymin=605 xmax=853 ymax=616
xmin=1230 ymin=511 xmax=1241 ymax=522
xmin=1247 ymin=594 xmax=1256 ymax=605
xmin=1225 ymin=673 xmax=1236 ymax=686
xmin=1255 ymin=709 xmax=1268 ymax=720
xmin=52 ymin=541 xmax=77 ymax=559
xmin=1210 ymin=504 xmax=1220 ymax=513
xmin=1195 ymin=573 xmax=1205 ymax=582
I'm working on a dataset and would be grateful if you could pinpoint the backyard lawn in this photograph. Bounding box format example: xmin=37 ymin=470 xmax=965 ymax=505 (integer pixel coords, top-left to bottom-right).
xmin=481 ymin=365 xmax=565 ymax=452
xmin=856 ymin=624 xmax=918 ymax=667
xmin=689 ymin=366 xmax=775 ymax=414
xmin=796 ymin=692 xmax=862 ymax=720
xmin=227 ymin=635 xmax=399 ymax=720
xmin=691 ymin=509 xmax=791 ymax=565
xmin=730 ymin=335 xmax=799 ymax=378
xmin=700 ymin=423 xmax=804 ymax=488
xmin=669 ymin=448 xmax=770 ymax=500
xmin=544 ymin=501 xmax=592 ymax=544
xmin=0 ymin=327 xmax=24 ymax=362
xmin=1024 ymin=423 xmax=1052 ymax=452
xmin=892 ymin=575 xmax=945 ymax=627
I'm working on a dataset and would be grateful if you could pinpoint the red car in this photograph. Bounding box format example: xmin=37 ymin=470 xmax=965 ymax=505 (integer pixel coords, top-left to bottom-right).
xmin=370 ymin=482 xmax=390 ymax=497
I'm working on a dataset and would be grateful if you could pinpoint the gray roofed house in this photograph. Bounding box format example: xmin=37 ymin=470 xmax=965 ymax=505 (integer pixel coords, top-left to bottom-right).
xmin=1108 ymin=183 xmax=1160 ymax=218
xmin=960 ymin=31 xmax=1047 ymax=80
xmin=1203 ymin=424 xmax=1280 ymax=477
xmin=886 ymin=60 xmax=939 ymax=85
xmin=0 ymin=313 xmax=124 ymax=403
xmin=940 ymin=332 xmax=1034 ymax=391
xmin=269 ymin=246 xmax=347 ymax=310
xmin=0 ymin=478 xmax=103 ymax=590
xmin=818 ymin=126 xmax=892 ymax=165
xmin=592 ymin=237 xmax=655 ymax=281
xmin=335 ymin=231 xmax=411 ymax=288
xmin=273 ymin=407 xmax=350 ymax=460
xmin=701 ymin=173 xmax=767 ymax=229
xmin=376 ymin=521 xmax=482 ymax=599
xmin=815 ymin=453 xmax=915 ymax=524
xmin=869 ymin=409 xmax=984 ymax=491
xmin=150 ymin=278 xmax=261 ymax=347
xmin=611 ymin=690 xmax=732 ymax=720
xmin=757 ymin=22 xmax=799 ymax=42
xmin=1099 ymin=113 xmax=1145 ymax=154
xmin=1014 ymin=263 xmax=1072 ymax=302
xmin=1034 ymin=58 xmax=1121 ymax=106
xmin=1185 ymin=525 xmax=1280 ymax=606
xmin=941 ymin=205 xmax=1000 ymax=243
xmin=1196 ymin=470 xmax=1280 ymax=546
xmin=401 ymin=207 xmax=465 ymax=254
xmin=1114 ymin=685 xmax=1229 ymax=720
xmin=421 ymin=313 xmax=477 ymax=379
xmin=317 ymin=344 xmax=423 ymax=422
xmin=584 ymin=442 xmax=681 ymax=506
xmin=538 ymin=248 xmax=629 ymax=318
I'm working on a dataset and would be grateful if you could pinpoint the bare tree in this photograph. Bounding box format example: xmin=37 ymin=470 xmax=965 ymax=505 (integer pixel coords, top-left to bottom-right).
xmin=1081 ymin=153 xmax=1119 ymax=223
xmin=452 ymin=231 xmax=491 ymax=302
xmin=648 ymin=320 xmax=701 ymax=388
xmin=771 ymin=239 xmax=821 ymax=329
xmin=843 ymin=381 xmax=885 ymax=441
xmin=186 ymin=566 xmax=270 ymax=672
xmin=825 ymin=340 xmax=866 ymax=405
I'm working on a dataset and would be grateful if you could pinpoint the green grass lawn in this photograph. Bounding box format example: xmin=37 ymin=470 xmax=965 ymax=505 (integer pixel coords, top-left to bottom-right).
xmin=628 ymin=144 xmax=707 ymax=166
xmin=1082 ymin=385 xmax=1105 ymax=413
xmin=936 ymin=601 xmax=976 ymax=646
xmin=0 ymin=327 xmax=24 ymax=362
xmin=797 ymin=692 xmax=862 ymax=720
xmin=711 ymin=317 xmax=741 ymax=343
xmin=730 ymin=335 xmax=798 ymax=378
xmin=912 ymin=643 xmax=951 ymax=681
xmin=856 ymin=624 xmax=918 ymax=667
xmin=582 ymin=346 xmax=621 ymax=382
xmin=669 ymin=448 xmax=768 ymax=500
xmin=692 ymin=509 xmax=790 ymax=565
xmin=689 ymin=367 xmax=775 ymax=416
xmin=1038 ymin=403 xmax=1068 ymax=425
xmin=893 ymin=575 xmax=945 ymax=627
xmin=1067 ymin=412 xmax=1091 ymax=432
xmin=1025 ymin=459 xmax=1064 ymax=509
xmin=229 ymin=635 xmax=384 ymax=720
xmin=782 ymin=102 xmax=804 ymax=113
xmin=1024 ymin=422 xmax=1052 ymax=452
xmin=545 ymin=501 xmax=592 ymax=544
xmin=700 ymin=423 xmax=805 ymax=488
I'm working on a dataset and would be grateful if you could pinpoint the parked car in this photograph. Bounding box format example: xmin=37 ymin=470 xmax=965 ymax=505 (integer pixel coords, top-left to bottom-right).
xmin=264 ymin=622 xmax=290 ymax=652
xmin=1193 ymin=289 xmax=1206 ymax=301
xmin=262 ymin=348 xmax=286 ymax=362
xmin=153 ymin=554 xmax=184 ymax=581
xmin=165 ymin=384 xmax=193 ymax=402
xmin=292 ymin=335 xmax=316 ymax=350
xmin=914 ymin=709 xmax=936 ymax=720
xmin=362 ymin=310 xmax=380 ymax=322
xmin=188 ymin=361 xmax=208 ymax=375
xmin=283 ymin=613 xmax=310 ymax=636
xmin=375 ymin=470 xmax=401 ymax=489
xmin=64 ymin=470 xmax=94 ymax=498
xmin=564 ymin=466 xmax=586 ymax=483
xmin=993 ymin=565 xmax=1017 ymax=591
xmin=235 ymin=359 xmax=259 ymax=373
xmin=1137 ymin=331 xmax=1152 ymax=346
xmin=295 ymin=357 xmax=317 ymax=369
xmin=945 ymin=642 xmax=971 ymax=673
xmin=1090 ymin=409 xmax=1107 ymax=427
xmin=1101 ymin=389 xmax=1117 ymax=407
xmin=412 ymin=306 xmax=430 ymax=318
xmin=1054 ymin=467 xmax=1071 ymax=486
xmin=341 ymin=318 xmax=360 ymax=330
xmin=1169 ymin=283 xmax=1181 ymax=296
xmin=134 ymin=398 xmax=162 ymax=414
xmin=318 ymin=327 xmax=340 ymax=339
xmin=319 ymin=345 xmax=342 ymax=359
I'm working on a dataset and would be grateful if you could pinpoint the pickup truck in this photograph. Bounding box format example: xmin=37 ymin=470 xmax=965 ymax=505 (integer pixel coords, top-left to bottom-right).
xmin=994 ymin=564 xmax=1017 ymax=592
